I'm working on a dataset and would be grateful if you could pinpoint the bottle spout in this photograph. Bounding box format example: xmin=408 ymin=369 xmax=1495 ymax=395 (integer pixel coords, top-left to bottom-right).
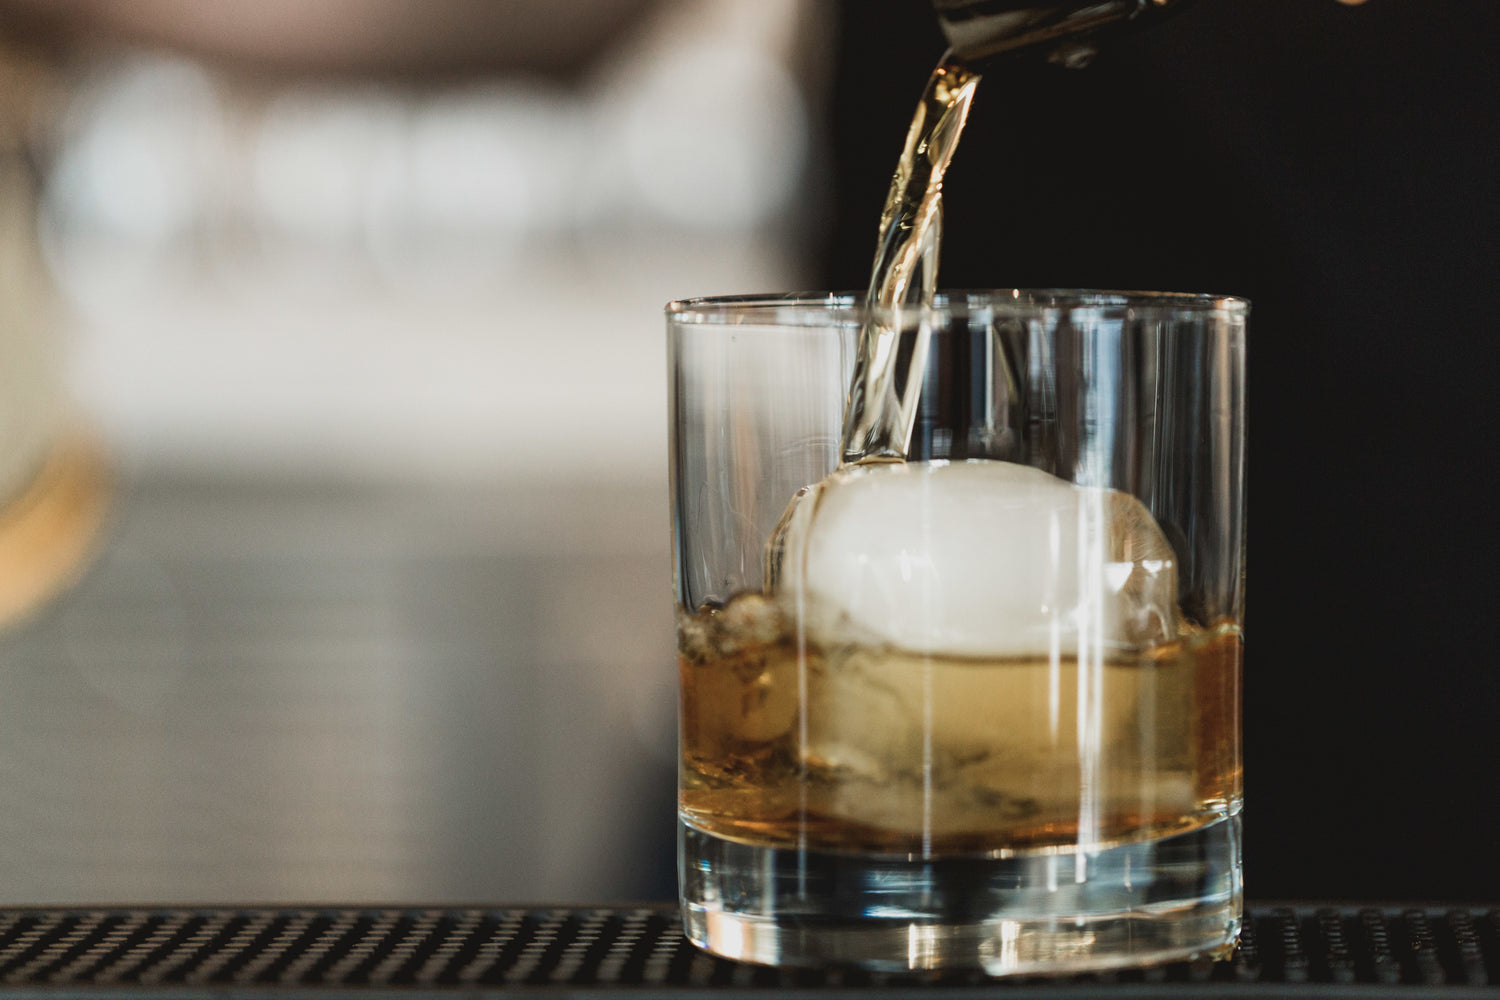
xmin=931 ymin=0 xmax=1194 ymax=68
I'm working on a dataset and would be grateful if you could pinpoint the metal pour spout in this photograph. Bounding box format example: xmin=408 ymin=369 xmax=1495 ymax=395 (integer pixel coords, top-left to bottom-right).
xmin=931 ymin=0 xmax=1195 ymax=68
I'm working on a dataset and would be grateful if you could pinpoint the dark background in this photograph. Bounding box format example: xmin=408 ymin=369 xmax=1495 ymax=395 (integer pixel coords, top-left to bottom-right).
xmin=824 ymin=0 xmax=1500 ymax=902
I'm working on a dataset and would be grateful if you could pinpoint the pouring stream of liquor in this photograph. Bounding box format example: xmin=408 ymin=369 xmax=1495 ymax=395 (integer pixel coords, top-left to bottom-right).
xmin=838 ymin=56 xmax=980 ymax=466
xmin=840 ymin=0 xmax=1366 ymax=469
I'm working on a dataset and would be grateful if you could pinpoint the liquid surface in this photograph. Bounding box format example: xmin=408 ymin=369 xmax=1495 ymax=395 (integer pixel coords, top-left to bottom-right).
xmin=678 ymin=592 xmax=1242 ymax=857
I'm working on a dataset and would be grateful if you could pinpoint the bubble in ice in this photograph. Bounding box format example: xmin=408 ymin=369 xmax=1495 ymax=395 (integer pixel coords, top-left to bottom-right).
xmin=765 ymin=460 xmax=1179 ymax=657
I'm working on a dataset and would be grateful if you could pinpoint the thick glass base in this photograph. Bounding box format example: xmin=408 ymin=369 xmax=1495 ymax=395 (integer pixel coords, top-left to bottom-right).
xmin=680 ymin=810 xmax=1242 ymax=975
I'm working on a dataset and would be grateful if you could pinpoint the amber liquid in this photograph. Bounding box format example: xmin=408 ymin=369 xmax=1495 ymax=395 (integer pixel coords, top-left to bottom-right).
xmin=681 ymin=15 xmax=1243 ymax=971
xmin=679 ymin=593 xmax=1241 ymax=856
xmin=680 ymin=42 xmax=1243 ymax=865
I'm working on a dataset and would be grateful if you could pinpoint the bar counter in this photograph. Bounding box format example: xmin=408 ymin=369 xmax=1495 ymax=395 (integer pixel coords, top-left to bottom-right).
xmin=0 ymin=903 xmax=1495 ymax=996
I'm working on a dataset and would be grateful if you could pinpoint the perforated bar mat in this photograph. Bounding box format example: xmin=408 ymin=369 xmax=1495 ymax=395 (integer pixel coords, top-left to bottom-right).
xmin=0 ymin=905 xmax=1495 ymax=996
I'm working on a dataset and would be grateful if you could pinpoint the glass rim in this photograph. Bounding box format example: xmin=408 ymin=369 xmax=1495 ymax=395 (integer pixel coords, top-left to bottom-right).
xmin=667 ymin=289 xmax=1250 ymax=324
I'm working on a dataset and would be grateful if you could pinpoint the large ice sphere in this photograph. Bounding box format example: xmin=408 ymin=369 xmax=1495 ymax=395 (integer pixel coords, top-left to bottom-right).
xmin=766 ymin=460 xmax=1178 ymax=657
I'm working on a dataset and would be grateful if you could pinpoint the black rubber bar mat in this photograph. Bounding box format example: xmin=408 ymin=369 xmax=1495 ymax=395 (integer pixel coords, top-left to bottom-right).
xmin=0 ymin=904 xmax=1495 ymax=997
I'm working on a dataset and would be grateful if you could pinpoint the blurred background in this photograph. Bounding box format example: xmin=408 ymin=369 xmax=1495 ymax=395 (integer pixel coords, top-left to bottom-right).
xmin=0 ymin=0 xmax=829 ymax=905
xmin=0 ymin=0 xmax=1496 ymax=906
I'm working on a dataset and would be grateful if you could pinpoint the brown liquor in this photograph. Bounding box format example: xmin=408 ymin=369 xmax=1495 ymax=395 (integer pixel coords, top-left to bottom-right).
xmin=679 ymin=592 xmax=1241 ymax=856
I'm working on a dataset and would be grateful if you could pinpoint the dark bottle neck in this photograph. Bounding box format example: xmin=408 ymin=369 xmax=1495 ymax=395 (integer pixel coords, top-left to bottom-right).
xmin=932 ymin=0 xmax=1193 ymax=68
